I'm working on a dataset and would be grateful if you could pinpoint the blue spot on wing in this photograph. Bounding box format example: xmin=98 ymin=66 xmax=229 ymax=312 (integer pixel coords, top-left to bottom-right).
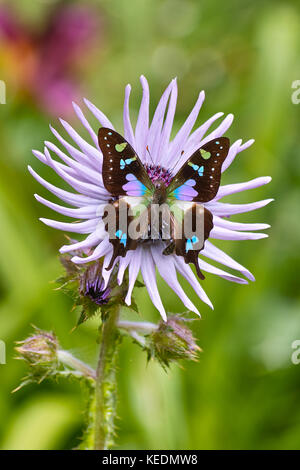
xmin=115 ymin=229 xmax=127 ymax=246
xmin=122 ymin=173 xmax=147 ymax=196
xmin=185 ymin=235 xmax=199 ymax=253
xmin=172 ymin=179 xmax=198 ymax=201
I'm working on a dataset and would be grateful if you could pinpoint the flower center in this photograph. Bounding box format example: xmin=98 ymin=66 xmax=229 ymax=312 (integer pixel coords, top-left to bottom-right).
xmin=145 ymin=164 xmax=173 ymax=187
xmin=84 ymin=277 xmax=110 ymax=305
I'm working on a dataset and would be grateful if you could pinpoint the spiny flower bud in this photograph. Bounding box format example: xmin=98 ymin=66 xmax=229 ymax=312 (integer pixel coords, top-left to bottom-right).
xmin=148 ymin=315 xmax=201 ymax=368
xmin=57 ymin=254 xmax=112 ymax=326
xmin=16 ymin=328 xmax=58 ymax=367
xmin=15 ymin=327 xmax=96 ymax=391
xmin=57 ymin=251 xmax=142 ymax=327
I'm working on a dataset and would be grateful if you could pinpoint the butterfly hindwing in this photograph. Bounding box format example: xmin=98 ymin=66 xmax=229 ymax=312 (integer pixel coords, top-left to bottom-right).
xmin=167 ymin=137 xmax=230 ymax=203
xmin=164 ymin=203 xmax=213 ymax=279
xmin=103 ymin=197 xmax=151 ymax=270
xmin=98 ymin=128 xmax=154 ymax=197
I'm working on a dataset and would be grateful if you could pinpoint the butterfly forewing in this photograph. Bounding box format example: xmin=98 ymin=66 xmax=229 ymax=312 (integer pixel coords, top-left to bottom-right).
xmin=167 ymin=137 xmax=230 ymax=203
xmin=98 ymin=127 xmax=154 ymax=197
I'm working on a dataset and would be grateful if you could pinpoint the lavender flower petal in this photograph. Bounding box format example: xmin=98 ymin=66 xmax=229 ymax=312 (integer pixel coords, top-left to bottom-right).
xmin=28 ymin=166 xmax=99 ymax=207
xmin=40 ymin=217 xmax=99 ymax=234
xmin=210 ymin=226 xmax=269 ymax=240
xmin=151 ymin=246 xmax=200 ymax=315
xmin=166 ymin=90 xmax=205 ymax=166
xmin=141 ymin=249 xmax=167 ymax=321
xmin=125 ymin=247 xmax=142 ymax=305
xmin=135 ymin=76 xmax=150 ymax=160
xmin=72 ymin=238 xmax=111 ymax=264
xmin=123 ymin=85 xmax=135 ymax=148
xmin=59 ymin=231 xmax=104 ymax=254
xmin=173 ymin=256 xmax=213 ymax=309
xmin=72 ymin=102 xmax=99 ymax=148
xmin=216 ymin=177 xmax=272 ymax=200
xmin=198 ymin=259 xmax=248 ymax=284
xmin=147 ymin=79 xmax=174 ymax=163
xmin=202 ymin=241 xmax=255 ymax=281
xmin=34 ymin=194 xmax=103 ymax=219
xmin=157 ymin=79 xmax=178 ymax=165
xmin=213 ymin=215 xmax=270 ymax=231
xmin=222 ymin=139 xmax=255 ymax=173
xmin=84 ymin=98 xmax=115 ymax=130
xmin=206 ymin=198 xmax=274 ymax=216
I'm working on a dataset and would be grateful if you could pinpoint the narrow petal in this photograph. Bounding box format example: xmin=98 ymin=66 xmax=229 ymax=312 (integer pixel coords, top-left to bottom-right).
xmin=206 ymin=198 xmax=274 ymax=216
xmin=101 ymin=250 xmax=118 ymax=288
xmin=84 ymin=98 xmax=115 ymax=129
xmin=59 ymin=119 xmax=103 ymax=167
xmin=151 ymin=246 xmax=200 ymax=315
xmin=125 ymin=247 xmax=142 ymax=305
xmin=222 ymin=139 xmax=255 ymax=173
xmin=72 ymin=102 xmax=99 ymax=148
xmin=167 ymin=90 xmax=205 ymax=166
xmin=216 ymin=177 xmax=272 ymax=200
xmin=123 ymin=84 xmax=135 ymax=148
xmin=140 ymin=249 xmax=167 ymax=321
xmin=135 ymin=76 xmax=150 ymax=160
xmin=199 ymin=114 xmax=234 ymax=146
xmin=32 ymin=149 xmax=78 ymax=180
xmin=50 ymin=125 xmax=100 ymax=171
xmin=173 ymin=256 xmax=213 ymax=309
xmin=59 ymin=230 xmax=104 ymax=254
xmin=44 ymin=141 xmax=104 ymax=187
xmin=213 ymin=215 xmax=270 ymax=231
xmin=40 ymin=217 xmax=99 ymax=234
xmin=210 ymin=226 xmax=269 ymax=240
xmin=202 ymin=241 xmax=255 ymax=281
xmin=72 ymin=238 xmax=111 ymax=264
xmin=117 ymin=251 xmax=133 ymax=285
xmin=34 ymin=194 xmax=103 ymax=219
xmin=199 ymin=259 xmax=248 ymax=284
xmin=157 ymin=79 xmax=178 ymax=165
xmin=147 ymin=79 xmax=174 ymax=163
xmin=44 ymin=147 xmax=109 ymax=199
xmin=28 ymin=166 xmax=99 ymax=207
xmin=184 ymin=112 xmax=224 ymax=157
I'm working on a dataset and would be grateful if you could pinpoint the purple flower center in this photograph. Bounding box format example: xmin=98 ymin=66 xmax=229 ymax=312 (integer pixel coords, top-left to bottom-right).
xmin=84 ymin=277 xmax=110 ymax=305
xmin=146 ymin=164 xmax=173 ymax=187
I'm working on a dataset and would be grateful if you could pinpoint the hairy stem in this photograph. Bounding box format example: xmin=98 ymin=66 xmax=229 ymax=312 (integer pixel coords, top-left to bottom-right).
xmin=94 ymin=306 xmax=120 ymax=450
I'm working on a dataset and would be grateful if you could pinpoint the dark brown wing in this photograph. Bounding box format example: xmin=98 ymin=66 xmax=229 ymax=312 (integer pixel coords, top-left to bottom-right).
xmin=98 ymin=128 xmax=153 ymax=197
xmin=167 ymin=137 xmax=230 ymax=203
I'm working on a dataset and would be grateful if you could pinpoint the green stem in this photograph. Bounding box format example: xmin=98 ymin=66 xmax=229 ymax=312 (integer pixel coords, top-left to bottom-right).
xmin=94 ymin=306 xmax=120 ymax=450
xmin=57 ymin=350 xmax=96 ymax=379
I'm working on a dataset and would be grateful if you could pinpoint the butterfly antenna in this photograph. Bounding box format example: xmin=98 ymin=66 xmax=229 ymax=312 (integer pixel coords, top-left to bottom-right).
xmin=146 ymin=146 xmax=155 ymax=166
xmin=169 ymin=150 xmax=184 ymax=175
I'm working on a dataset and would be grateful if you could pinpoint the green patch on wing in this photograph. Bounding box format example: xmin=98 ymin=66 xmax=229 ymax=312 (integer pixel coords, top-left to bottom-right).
xmin=200 ymin=149 xmax=211 ymax=159
xmin=115 ymin=142 xmax=128 ymax=152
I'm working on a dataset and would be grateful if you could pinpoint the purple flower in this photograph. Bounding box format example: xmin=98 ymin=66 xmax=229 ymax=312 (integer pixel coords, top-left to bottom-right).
xmin=30 ymin=77 xmax=272 ymax=320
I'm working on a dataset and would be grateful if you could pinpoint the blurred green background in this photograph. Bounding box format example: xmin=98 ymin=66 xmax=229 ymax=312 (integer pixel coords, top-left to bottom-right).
xmin=0 ymin=0 xmax=299 ymax=450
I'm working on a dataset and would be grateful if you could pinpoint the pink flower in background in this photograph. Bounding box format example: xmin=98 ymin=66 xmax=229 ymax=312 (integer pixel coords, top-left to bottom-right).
xmin=29 ymin=76 xmax=272 ymax=320
xmin=0 ymin=2 xmax=101 ymax=116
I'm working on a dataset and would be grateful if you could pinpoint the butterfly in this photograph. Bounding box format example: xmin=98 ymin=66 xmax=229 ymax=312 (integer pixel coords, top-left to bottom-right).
xmin=98 ymin=128 xmax=230 ymax=279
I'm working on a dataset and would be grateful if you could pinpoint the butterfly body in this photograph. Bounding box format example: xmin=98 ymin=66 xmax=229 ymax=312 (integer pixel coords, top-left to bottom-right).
xmin=98 ymin=128 xmax=230 ymax=279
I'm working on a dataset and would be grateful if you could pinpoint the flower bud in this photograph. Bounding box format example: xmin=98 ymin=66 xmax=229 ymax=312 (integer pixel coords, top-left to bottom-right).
xmin=15 ymin=328 xmax=58 ymax=368
xmin=148 ymin=315 xmax=201 ymax=367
